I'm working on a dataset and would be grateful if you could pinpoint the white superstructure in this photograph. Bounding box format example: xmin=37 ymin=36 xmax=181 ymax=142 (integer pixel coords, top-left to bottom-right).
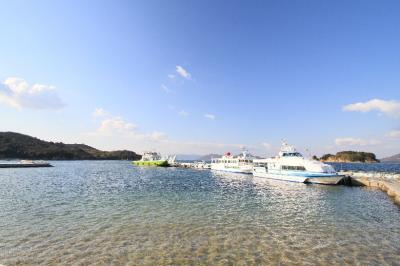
xmin=141 ymin=151 xmax=163 ymax=161
xmin=253 ymin=142 xmax=343 ymax=184
xmin=211 ymin=150 xmax=254 ymax=174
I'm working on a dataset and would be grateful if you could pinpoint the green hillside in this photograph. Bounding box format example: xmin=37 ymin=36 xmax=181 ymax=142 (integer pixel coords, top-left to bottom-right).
xmin=0 ymin=132 xmax=141 ymax=160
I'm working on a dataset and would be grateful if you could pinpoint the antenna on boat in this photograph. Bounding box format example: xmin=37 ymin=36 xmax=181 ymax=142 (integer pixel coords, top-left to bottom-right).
xmin=305 ymin=148 xmax=311 ymax=158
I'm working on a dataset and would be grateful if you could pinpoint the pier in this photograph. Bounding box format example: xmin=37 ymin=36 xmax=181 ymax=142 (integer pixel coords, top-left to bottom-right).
xmin=340 ymin=171 xmax=400 ymax=205
xmin=0 ymin=162 xmax=52 ymax=168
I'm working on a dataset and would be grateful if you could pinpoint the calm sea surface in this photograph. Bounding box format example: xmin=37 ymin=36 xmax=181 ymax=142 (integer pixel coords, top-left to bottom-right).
xmin=0 ymin=161 xmax=400 ymax=265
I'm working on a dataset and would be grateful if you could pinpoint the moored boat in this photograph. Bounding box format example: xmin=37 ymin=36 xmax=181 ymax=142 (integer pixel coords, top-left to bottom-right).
xmin=253 ymin=142 xmax=343 ymax=184
xmin=132 ymin=152 xmax=173 ymax=167
xmin=211 ymin=150 xmax=254 ymax=174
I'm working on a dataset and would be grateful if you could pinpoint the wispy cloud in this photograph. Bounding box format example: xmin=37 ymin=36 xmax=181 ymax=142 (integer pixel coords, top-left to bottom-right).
xmin=343 ymin=99 xmax=400 ymax=118
xmin=262 ymin=142 xmax=271 ymax=149
xmin=161 ymin=140 xmax=245 ymax=155
xmin=93 ymin=107 xmax=109 ymax=117
xmin=335 ymin=137 xmax=381 ymax=146
xmin=0 ymin=77 xmax=65 ymax=110
xmin=387 ymin=130 xmax=400 ymax=138
xmin=86 ymin=108 xmax=263 ymax=155
xmin=89 ymin=109 xmax=168 ymax=142
xmin=204 ymin=113 xmax=216 ymax=120
xmin=178 ymin=110 xmax=189 ymax=117
xmin=98 ymin=116 xmax=137 ymax=134
xmin=150 ymin=131 xmax=168 ymax=141
xmin=161 ymin=84 xmax=173 ymax=94
xmin=176 ymin=65 xmax=191 ymax=80
xmin=204 ymin=114 xmax=217 ymax=120
xmin=168 ymin=74 xmax=175 ymax=79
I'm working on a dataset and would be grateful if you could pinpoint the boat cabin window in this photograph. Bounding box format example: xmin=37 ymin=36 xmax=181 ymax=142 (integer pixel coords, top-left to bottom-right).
xmin=255 ymin=162 xmax=268 ymax=168
xmin=282 ymin=152 xmax=302 ymax=157
xmin=281 ymin=165 xmax=306 ymax=171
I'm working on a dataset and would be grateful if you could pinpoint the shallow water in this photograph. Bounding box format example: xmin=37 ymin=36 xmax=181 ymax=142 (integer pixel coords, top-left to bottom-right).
xmin=0 ymin=161 xmax=399 ymax=265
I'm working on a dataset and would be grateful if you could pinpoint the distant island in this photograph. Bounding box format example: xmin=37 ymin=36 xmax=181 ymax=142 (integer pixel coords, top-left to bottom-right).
xmin=0 ymin=132 xmax=141 ymax=160
xmin=319 ymin=151 xmax=379 ymax=163
xmin=197 ymin=154 xmax=222 ymax=161
xmin=380 ymin=153 xmax=400 ymax=163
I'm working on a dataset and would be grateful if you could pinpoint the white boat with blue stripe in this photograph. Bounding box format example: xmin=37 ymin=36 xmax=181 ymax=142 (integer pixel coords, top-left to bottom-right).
xmin=253 ymin=142 xmax=343 ymax=185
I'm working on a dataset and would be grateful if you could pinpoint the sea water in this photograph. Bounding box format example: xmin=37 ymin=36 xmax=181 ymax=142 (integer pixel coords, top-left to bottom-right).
xmin=0 ymin=161 xmax=399 ymax=265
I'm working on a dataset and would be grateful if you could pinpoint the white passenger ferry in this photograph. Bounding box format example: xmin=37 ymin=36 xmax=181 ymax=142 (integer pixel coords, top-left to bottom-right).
xmin=211 ymin=150 xmax=254 ymax=174
xmin=253 ymin=142 xmax=343 ymax=184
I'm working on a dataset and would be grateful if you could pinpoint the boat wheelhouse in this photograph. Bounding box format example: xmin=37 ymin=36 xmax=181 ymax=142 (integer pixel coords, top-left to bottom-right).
xmin=211 ymin=150 xmax=254 ymax=174
xmin=253 ymin=142 xmax=343 ymax=184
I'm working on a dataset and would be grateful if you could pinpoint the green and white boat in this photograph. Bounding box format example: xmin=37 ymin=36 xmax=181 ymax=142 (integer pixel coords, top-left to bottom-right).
xmin=132 ymin=151 xmax=174 ymax=167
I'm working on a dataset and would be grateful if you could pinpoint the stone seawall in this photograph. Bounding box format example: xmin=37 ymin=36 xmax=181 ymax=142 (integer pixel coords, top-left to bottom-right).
xmin=340 ymin=171 xmax=400 ymax=205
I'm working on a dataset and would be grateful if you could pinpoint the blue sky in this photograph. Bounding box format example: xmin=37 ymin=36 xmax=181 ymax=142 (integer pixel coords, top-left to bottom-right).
xmin=0 ymin=0 xmax=399 ymax=157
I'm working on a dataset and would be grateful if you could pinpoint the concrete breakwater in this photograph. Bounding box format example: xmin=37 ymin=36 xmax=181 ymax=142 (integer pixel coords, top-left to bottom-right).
xmin=340 ymin=171 xmax=400 ymax=205
xmin=0 ymin=162 xmax=52 ymax=168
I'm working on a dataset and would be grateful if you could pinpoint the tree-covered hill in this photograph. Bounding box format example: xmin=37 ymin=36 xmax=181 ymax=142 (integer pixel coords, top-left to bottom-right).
xmin=0 ymin=132 xmax=141 ymax=160
xmin=320 ymin=151 xmax=379 ymax=163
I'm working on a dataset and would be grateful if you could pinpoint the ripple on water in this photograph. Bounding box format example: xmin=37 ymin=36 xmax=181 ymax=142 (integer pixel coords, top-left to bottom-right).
xmin=0 ymin=161 xmax=400 ymax=265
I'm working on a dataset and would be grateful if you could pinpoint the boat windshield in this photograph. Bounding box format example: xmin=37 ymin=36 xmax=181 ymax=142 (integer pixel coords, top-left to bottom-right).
xmin=282 ymin=152 xmax=302 ymax=157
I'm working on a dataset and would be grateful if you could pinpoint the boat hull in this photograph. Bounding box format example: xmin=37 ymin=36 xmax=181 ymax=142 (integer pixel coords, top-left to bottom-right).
xmin=211 ymin=165 xmax=253 ymax=174
xmin=253 ymin=171 xmax=343 ymax=185
xmin=132 ymin=160 xmax=169 ymax=167
xmin=304 ymin=175 xmax=344 ymax=185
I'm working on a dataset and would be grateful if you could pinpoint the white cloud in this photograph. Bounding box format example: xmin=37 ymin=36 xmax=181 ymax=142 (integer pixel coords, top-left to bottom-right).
xmin=388 ymin=130 xmax=400 ymax=138
xmin=150 ymin=131 xmax=168 ymax=141
xmin=160 ymin=140 xmax=244 ymax=155
xmin=93 ymin=108 xmax=109 ymax=117
xmin=204 ymin=113 xmax=216 ymax=120
xmin=335 ymin=137 xmax=381 ymax=146
xmin=161 ymin=84 xmax=173 ymax=94
xmin=89 ymin=110 xmax=168 ymax=144
xmin=178 ymin=110 xmax=189 ymax=116
xmin=98 ymin=117 xmax=137 ymax=134
xmin=86 ymin=110 xmax=265 ymax=155
xmin=176 ymin=65 xmax=191 ymax=80
xmin=168 ymin=74 xmax=175 ymax=79
xmin=0 ymin=77 xmax=65 ymax=110
xmin=262 ymin=142 xmax=271 ymax=149
xmin=343 ymin=99 xmax=400 ymax=118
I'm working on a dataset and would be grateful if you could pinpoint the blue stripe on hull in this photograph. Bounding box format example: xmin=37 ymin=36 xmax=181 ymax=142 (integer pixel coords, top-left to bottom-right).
xmin=266 ymin=170 xmax=340 ymax=178
xmin=211 ymin=169 xmax=253 ymax=174
xmin=254 ymin=176 xmax=306 ymax=183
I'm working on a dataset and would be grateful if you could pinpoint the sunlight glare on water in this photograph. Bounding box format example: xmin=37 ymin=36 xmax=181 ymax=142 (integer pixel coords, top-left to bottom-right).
xmin=0 ymin=161 xmax=399 ymax=265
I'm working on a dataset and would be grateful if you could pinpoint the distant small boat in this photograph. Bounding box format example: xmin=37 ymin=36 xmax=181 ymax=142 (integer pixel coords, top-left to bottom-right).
xmin=253 ymin=141 xmax=343 ymax=185
xmin=132 ymin=152 xmax=175 ymax=167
